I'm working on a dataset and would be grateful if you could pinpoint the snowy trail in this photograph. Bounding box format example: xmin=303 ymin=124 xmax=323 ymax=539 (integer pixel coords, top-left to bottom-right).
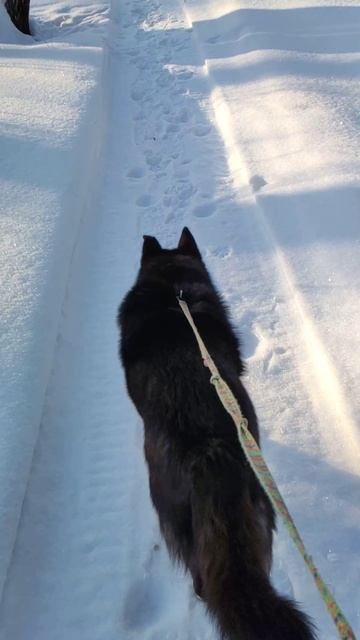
xmin=0 ymin=2 xmax=215 ymax=638
xmin=1 ymin=0 xmax=360 ymax=639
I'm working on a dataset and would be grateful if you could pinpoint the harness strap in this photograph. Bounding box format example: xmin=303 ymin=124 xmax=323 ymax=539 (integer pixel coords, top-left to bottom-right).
xmin=178 ymin=296 xmax=356 ymax=640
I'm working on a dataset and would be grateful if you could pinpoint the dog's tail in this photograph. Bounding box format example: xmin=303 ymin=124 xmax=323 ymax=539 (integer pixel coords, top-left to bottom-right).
xmin=191 ymin=458 xmax=316 ymax=640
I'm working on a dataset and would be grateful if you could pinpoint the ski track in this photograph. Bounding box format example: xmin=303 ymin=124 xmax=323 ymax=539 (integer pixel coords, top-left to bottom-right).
xmin=1 ymin=0 xmax=359 ymax=639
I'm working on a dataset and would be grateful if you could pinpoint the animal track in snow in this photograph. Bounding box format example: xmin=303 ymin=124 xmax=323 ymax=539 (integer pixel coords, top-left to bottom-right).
xmin=240 ymin=317 xmax=271 ymax=363
xmin=263 ymin=345 xmax=289 ymax=375
xmin=205 ymin=35 xmax=220 ymax=44
xmin=193 ymin=202 xmax=216 ymax=218
xmin=178 ymin=107 xmax=189 ymax=123
xmin=126 ymin=48 xmax=138 ymax=58
xmin=122 ymin=573 xmax=165 ymax=631
xmin=122 ymin=540 xmax=181 ymax=633
xmin=156 ymin=73 xmax=174 ymax=89
xmin=241 ymin=318 xmax=288 ymax=376
xmin=133 ymin=110 xmax=145 ymax=122
xmin=163 ymin=181 xmax=196 ymax=209
xmin=145 ymin=150 xmax=162 ymax=169
xmin=127 ymin=167 xmax=145 ymax=178
xmin=165 ymin=123 xmax=180 ymax=135
xmin=176 ymin=69 xmax=194 ymax=81
xmin=208 ymin=245 xmax=233 ymax=259
xmin=136 ymin=194 xmax=154 ymax=207
xmin=249 ymin=174 xmax=267 ymax=193
xmin=241 ymin=326 xmax=260 ymax=360
xmin=173 ymin=166 xmax=189 ymax=180
xmin=193 ymin=124 xmax=211 ymax=137
xmin=163 ymin=195 xmax=172 ymax=207
xmin=131 ymin=87 xmax=146 ymax=102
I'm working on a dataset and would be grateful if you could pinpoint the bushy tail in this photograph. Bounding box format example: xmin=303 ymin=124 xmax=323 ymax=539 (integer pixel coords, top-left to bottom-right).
xmin=204 ymin=561 xmax=316 ymax=640
xmin=191 ymin=461 xmax=317 ymax=640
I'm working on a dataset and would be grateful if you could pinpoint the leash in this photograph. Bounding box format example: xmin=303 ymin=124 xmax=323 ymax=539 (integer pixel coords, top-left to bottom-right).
xmin=177 ymin=295 xmax=356 ymax=640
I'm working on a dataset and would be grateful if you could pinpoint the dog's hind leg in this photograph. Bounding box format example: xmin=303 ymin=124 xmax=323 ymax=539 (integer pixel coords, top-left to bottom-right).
xmin=188 ymin=552 xmax=203 ymax=598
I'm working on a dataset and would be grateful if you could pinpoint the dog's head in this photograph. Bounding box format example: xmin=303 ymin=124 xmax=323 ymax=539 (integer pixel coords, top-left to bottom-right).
xmin=141 ymin=227 xmax=201 ymax=264
xmin=139 ymin=227 xmax=209 ymax=287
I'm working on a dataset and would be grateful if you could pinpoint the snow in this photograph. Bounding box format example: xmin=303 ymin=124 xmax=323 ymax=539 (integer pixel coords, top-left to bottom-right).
xmin=0 ymin=0 xmax=107 ymax=621
xmin=0 ymin=0 xmax=359 ymax=639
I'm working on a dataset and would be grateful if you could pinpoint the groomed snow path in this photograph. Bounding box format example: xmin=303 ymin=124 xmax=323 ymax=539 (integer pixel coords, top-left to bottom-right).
xmin=1 ymin=0 xmax=360 ymax=639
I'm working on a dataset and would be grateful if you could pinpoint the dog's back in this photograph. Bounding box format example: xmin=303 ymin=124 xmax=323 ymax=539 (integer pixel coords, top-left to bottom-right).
xmin=118 ymin=228 xmax=316 ymax=640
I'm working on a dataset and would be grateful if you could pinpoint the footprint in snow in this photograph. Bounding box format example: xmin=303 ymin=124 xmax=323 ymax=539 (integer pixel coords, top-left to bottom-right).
xmin=122 ymin=575 xmax=163 ymax=630
xmin=127 ymin=167 xmax=145 ymax=179
xmin=122 ymin=542 xmax=171 ymax=631
xmin=239 ymin=313 xmax=269 ymax=361
xmin=209 ymin=245 xmax=232 ymax=259
xmin=145 ymin=151 xmax=162 ymax=169
xmin=249 ymin=174 xmax=267 ymax=193
xmin=133 ymin=110 xmax=145 ymax=121
xmin=163 ymin=195 xmax=172 ymax=207
xmin=131 ymin=87 xmax=146 ymax=102
xmin=241 ymin=326 xmax=260 ymax=360
xmin=136 ymin=194 xmax=154 ymax=207
xmin=165 ymin=123 xmax=180 ymax=136
xmin=205 ymin=35 xmax=220 ymax=44
xmin=156 ymin=73 xmax=174 ymax=89
xmin=178 ymin=107 xmax=189 ymax=123
xmin=263 ymin=347 xmax=288 ymax=375
xmin=193 ymin=124 xmax=211 ymax=137
xmin=176 ymin=70 xmax=194 ymax=81
xmin=193 ymin=202 xmax=216 ymax=218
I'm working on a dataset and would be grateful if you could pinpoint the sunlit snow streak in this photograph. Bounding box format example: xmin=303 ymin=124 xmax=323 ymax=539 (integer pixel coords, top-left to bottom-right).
xmin=209 ymin=83 xmax=360 ymax=474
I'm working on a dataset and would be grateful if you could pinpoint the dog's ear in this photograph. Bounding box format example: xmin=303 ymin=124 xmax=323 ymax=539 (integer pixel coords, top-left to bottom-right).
xmin=141 ymin=235 xmax=162 ymax=264
xmin=178 ymin=227 xmax=201 ymax=259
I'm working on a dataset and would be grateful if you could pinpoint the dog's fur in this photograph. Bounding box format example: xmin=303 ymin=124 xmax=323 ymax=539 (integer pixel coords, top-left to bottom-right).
xmin=118 ymin=227 xmax=316 ymax=640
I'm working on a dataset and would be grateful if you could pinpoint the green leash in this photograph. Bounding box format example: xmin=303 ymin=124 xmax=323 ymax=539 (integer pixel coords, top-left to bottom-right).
xmin=178 ymin=296 xmax=356 ymax=640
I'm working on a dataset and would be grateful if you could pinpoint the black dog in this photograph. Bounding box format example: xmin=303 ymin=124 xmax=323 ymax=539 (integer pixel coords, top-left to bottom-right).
xmin=118 ymin=227 xmax=316 ymax=639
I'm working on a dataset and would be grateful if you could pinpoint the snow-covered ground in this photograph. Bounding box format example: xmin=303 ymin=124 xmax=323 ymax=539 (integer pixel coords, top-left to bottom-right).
xmin=0 ymin=1 xmax=359 ymax=639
